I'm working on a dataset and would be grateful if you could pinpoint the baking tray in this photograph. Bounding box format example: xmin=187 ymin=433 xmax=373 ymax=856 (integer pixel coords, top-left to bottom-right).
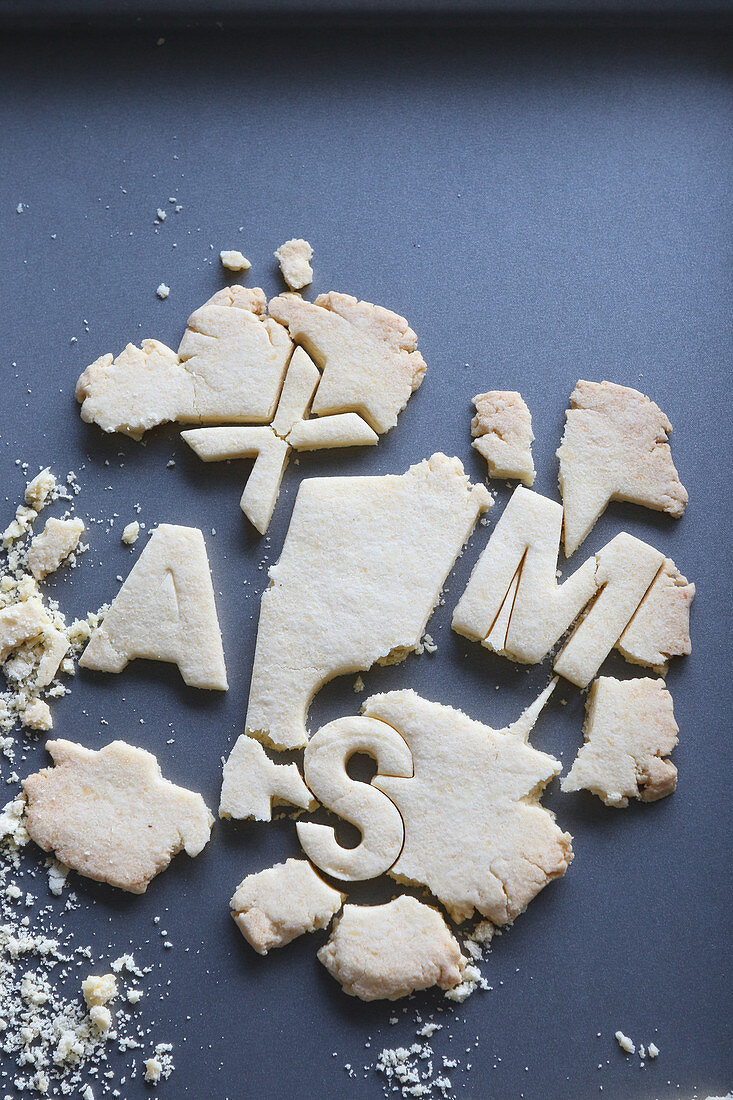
xmin=0 ymin=12 xmax=730 ymax=1100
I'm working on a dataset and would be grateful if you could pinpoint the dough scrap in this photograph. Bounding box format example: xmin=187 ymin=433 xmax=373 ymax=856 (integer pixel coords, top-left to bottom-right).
xmin=287 ymin=413 xmax=378 ymax=451
xmin=453 ymin=487 xmax=674 ymax=688
xmin=616 ymin=557 xmax=694 ymax=673
xmin=79 ymin=524 xmax=227 ymax=690
xmin=230 ymin=858 xmax=344 ymax=955
xmin=182 ymin=426 xmax=290 ymax=535
xmin=296 ymin=716 xmax=413 ymax=881
xmin=0 ymin=598 xmax=49 ymax=662
xmin=22 ymin=697 xmax=53 ymax=731
xmin=274 ymin=238 xmax=314 ymax=291
xmin=76 ymin=340 xmax=192 ymax=440
xmin=27 ymin=517 xmax=85 ymax=580
xmin=219 ymin=736 xmax=316 ymax=821
xmin=220 ymin=250 xmax=251 ymax=272
xmin=22 ymin=739 xmax=214 ymax=893
xmin=557 ymin=380 xmax=688 ymax=556
xmin=177 ymin=285 xmax=292 ymax=424
xmin=366 ymin=685 xmax=572 ymax=925
xmin=471 ymin=390 xmax=535 ymax=485
xmin=271 ymin=346 xmax=321 ymax=438
xmin=76 ymin=288 xmax=293 ymax=439
xmin=561 ymin=676 xmax=678 ymax=807
xmin=268 ymin=291 xmax=426 ymax=434
xmin=242 ymin=453 xmax=491 ymax=750
xmin=317 ymin=895 xmax=464 ymax=1001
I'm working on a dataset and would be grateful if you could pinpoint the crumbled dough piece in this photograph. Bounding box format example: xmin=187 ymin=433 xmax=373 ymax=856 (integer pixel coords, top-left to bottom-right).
xmin=220 ymin=249 xmax=251 ymax=272
xmin=242 ymin=453 xmax=491 ymax=750
xmin=145 ymin=1057 xmax=163 ymax=1082
xmin=274 ymin=238 xmax=313 ymax=290
xmin=182 ymin=426 xmax=289 ymax=535
xmin=27 ymin=517 xmax=85 ymax=580
xmin=561 ymin=676 xmax=678 ymax=807
xmin=156 ymin=283 xmax=170 ymax=300
xmin=121 ymin=521 xmax=140 ymax=545
xmin=23 ymin=738 xmax=214 ymax=892
xmin=82 ymin=973 xmax=118 ymax=1007
xmin=557 ymin=380 xmax=688 ymax=556
xmin=365 ymin=684 xmax=572 ymax=924
xmin=471 ymin=391 xmax=535 ymax=485
xmin=268 ymin=291 xmax=426 ymax=434
xmin=318 ymin=896 xmax=464 ymax=1001
xmin=25 ymin=467 xmax=57 ymax=509
xmin=230 ymin=858 xmax=344 ymax=954
xmin=615 ymin=1031 xmax=635 ymax=1054
xmin=21 ymin=697 xmax=52 ymax=730
xmin=219 ymin=736 xmax=317 ymax=821
xmin=297 ymin=715 xmax=413 ymax=881
xmin=287 ymin=412 xmax=378 ymax=450
xmin=178 ymin=285 xmax=292 ymax=423
xmin=453 ymin=486 xmax=672 ymax=688
xmin=0 ymin=597 xmax=48 ymax=661
xmin=271 ymin=346 xmax=321 ymax=438
xmin=76 ymin=288 xmax=292 ymax=438
xmin=616 ymin=557 xmax=694 ymax=673
xmin=80 ymin=524 xmax=227 ymax=690
xmin=76 ymin=340 xmax=189 ymax=440
xmin=89 ymin=1005 xmax=112 ymax=1034
xmin=647 ymin=1042 xmax=659 ymax=1058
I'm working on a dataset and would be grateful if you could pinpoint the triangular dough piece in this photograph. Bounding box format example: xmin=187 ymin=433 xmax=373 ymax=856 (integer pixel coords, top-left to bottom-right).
xmin=615 ymin=558 xmax=694 ymax=673
xmin=557 ymin=380 xmax=688 ymax=557
xmin=79 ymin=524 xmax=227 ymax=690
xmin=271 ymin=346 xmax=321 ymax=438
xmin=471 ymin=390 xmax=535 ymax=485
xmin=366 ymin=686 xmax=572 ymax=925
xmin=230 ymin=858 xmax=343 ymax=955
xmin=242 ymin=454 xmax=491 ymax=751
xmin=561 ymin=676 xmax=678 ymax=806
xmin=317 ymin=895 xmax=464 ymax=1001
xmin=22 ymin=739 xmax=213 ymax=893
xmin=182 ymin=426 xmax=290 ymax=535
xmin=219 ymin=736 xmax=316 ymax=821
xmin=268 ymin=291 xmax=426 ymax=434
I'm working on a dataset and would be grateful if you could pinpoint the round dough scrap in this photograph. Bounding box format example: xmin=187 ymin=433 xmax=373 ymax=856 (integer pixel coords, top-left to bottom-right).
xmin=317 ymin=895 xmax=464 ymax=1001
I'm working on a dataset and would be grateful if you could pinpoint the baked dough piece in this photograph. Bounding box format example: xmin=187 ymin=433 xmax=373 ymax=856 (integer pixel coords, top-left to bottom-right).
xmin=286 ymin=413 xmax=378 ymax=450
xmin=22 ymin=739 xmax=214 ymax=893
xmin=616 ymin=558 xmax=694 ymax=674
xmin=75 ymin=288 xmax=293 ymax=439
xmin=182 ymin=426 xmax=290 ymax=535
xmin=297 ymin=716 xmax=413 ymax=881
xmin=230 ymin=858 xmax=344 ymax=954
xmin=177 ymin=286 xmax=292 ymax=423
xmin=317 ymin=896 xmax=464 ymax=1001
xmin=557 ymin=380 xmax=688 ymax=556
xmin=271 ymin=346 xmax=321 ymax=438
xmin=219 ymin=736 xmax=317 ymax=821
xmin=80 ymin=524 xmax=227 ymax=690
xmin=76 ymin=340 xmax=189 ymax=440
xmin=274 ymin=239 xmax=314 ymax=290
xmin=561 ymin=676 xmax=678 ymax=806
xmin=365 ymin=686 xmax=572 ymax=925
xmin=242 ymin=454 xmax=491 ymax=750
xmin=27 ymin=517 xmax=85 ymax=580
xmin=268 ymin=291 xmax=426 ymax=434
xmin=0 ymin=598 xmax=48 ymax=661
xmin=471 ymin=391 xmax=535 ymax=485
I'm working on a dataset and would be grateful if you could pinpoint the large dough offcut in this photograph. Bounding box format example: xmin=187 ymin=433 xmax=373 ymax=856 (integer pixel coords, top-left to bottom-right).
xmin=241 ymin=453 xmax=491 ymax=750
xmin=471 ymin=390 xmax=536 ymax=485
xmin=230 ymin=858 xmax=344 ymax=954
xmin=616 ymin=557 xmax=694 ymax=674
xmin=219 ymin=736 xmax=316 ymax=821
xmin=557 ymin=380 xmax=688 ymax=556
xmin=561 ymin=676 xmax=679 ymax=807
xmin=268 ymin=291 xmax=426 ymax=434
xmin=317 ymin=895 xmax=464 ymax=1001
xmin=365 ymin=686 xmax=573 ymax=925
xmin=79 ymin=524 xmax=227 ymax=690
xmin=23 ymin=739 xmax=213 ymax=893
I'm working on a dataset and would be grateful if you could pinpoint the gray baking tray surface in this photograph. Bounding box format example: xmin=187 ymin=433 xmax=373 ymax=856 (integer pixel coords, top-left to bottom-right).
xmin=0 ymin=15 xmax=730 ymax=1100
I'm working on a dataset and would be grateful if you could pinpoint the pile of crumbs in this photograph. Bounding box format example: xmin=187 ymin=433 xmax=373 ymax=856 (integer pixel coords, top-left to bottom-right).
xmin=1 ymin=795 xmax=174 ymax=1095
xmin=0 ymin=467 xmax=107 ymax=759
